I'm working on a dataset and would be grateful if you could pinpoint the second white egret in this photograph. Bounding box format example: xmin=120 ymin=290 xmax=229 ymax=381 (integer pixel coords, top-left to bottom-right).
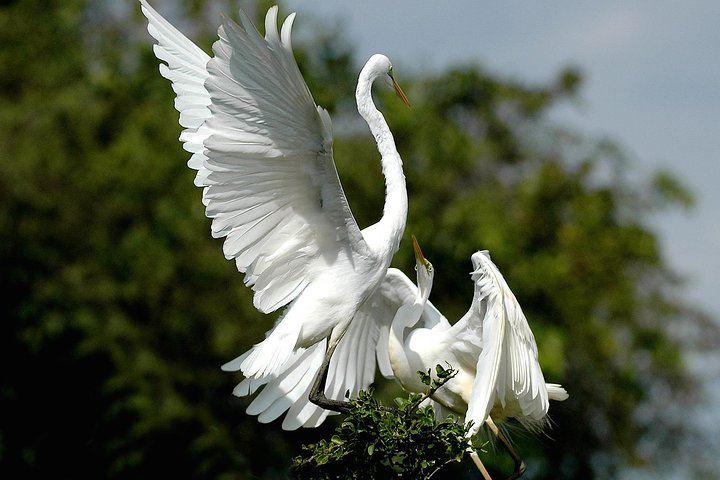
xmin=388 ymin=237 xmax=568 ymax=478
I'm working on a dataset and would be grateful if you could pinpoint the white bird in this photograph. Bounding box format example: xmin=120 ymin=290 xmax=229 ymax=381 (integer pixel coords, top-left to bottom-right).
xmin=139 ymin=1 xmax=411 ymax=427
xmin=388 ymin=237 xmax=568 ymax=478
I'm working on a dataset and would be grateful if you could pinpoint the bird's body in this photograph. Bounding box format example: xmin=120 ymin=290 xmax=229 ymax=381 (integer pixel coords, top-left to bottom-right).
xmin=393 ymin=324 xmax=477 ymax=413
xmin=276 ymin=241 xmax=394 ymax=350
xmin=140 ymin=0 xmax=410 ymax=427
xmin=388 ymin=238 xmax=568 ymax=435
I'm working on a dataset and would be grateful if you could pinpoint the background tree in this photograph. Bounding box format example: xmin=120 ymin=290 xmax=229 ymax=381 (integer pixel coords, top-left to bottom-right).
xmin=1 ymin=0 xmax=715 ymax=478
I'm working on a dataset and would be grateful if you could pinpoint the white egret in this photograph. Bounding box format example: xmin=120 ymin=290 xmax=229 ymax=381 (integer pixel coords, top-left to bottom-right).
xmin=388 ymin=237 xmax=568 ymax=478
xmin=139 ymin=1 xmax=411 ymax=425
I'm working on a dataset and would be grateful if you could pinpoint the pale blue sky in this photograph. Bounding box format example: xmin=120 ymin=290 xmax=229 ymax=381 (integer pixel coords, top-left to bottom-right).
xmin=284 ymin=0 xmax=720 ymax=323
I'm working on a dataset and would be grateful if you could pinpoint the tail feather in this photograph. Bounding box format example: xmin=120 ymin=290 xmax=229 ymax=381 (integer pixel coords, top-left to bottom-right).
xmin=221 ymin=350 xmax=251 ymax=372
xmin=240 ymin=314 xmax=301 ymax=379
xmin=228 ymin=341 xmax=331 ymax=430
xmin=546 ymin=383 xmax=569 ymax=402
xmin=249 ymin=343 xmax=323 ymax=422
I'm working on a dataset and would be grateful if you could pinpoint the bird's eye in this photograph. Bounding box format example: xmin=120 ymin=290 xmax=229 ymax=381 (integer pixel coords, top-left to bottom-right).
xmin=414 ymin=265 xmax=418 ymax=271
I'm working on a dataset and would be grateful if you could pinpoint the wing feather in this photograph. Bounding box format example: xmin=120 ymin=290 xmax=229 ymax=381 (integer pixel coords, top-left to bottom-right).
xmin=220 ymin=267 xmax=450 ymax=430
xmin=141 ymin=1 xmax=368 ymax=318
xmin=228 ymin=341 xmax=327 ymax=430
xmin=322 ymin=269 xmax=416 ymax=398
xmin=461 ymin=251 xmax=551 ymax=434
xmin=140 ymin=0 xmax=211 ymax=171
xmin=349 ymin=268 xmax=449 ymax=380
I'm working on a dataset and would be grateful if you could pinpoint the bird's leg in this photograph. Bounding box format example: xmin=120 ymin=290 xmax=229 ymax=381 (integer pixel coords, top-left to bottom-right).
xmin=469 ymin=450 xmax=493 ymax=480
xmin=485 ymin=417 xmax=526 ymax=480
xmin=308 ymin=337 xmax=351 ymax=413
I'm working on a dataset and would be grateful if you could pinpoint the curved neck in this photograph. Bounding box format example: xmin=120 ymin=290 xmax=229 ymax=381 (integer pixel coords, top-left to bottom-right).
xmin=387 ymin=297 xmax=426 ymax=393
xmin=356 ymin=72 xmax=408 ymax=255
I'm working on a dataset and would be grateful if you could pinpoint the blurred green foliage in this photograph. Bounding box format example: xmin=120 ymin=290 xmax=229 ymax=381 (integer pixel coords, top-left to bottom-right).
xmin=294 ymin=366 xmax=473 ymax=479
xmin=0 ymin=0 xmax=712 ymax=479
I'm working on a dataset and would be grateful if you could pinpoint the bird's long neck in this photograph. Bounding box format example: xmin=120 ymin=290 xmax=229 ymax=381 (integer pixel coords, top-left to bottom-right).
xmin=356 ymin=73 xmax=408 ymax=256
xmin=387 ymin=296 xmax=426 ymax=393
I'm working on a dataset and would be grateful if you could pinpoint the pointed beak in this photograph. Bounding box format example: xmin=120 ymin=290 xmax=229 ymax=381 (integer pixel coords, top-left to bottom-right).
xmin=411 ymin=235 xmax=426 ymax=263
xmin=391 ymin=75 xmax=410 ymax=107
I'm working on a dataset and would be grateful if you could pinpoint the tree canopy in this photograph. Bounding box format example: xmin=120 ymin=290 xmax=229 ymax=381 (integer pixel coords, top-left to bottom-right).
xmin=1 ymin=1 xmax=713 ymax=478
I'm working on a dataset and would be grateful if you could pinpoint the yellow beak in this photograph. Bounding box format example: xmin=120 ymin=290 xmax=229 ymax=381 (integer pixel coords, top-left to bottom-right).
xmin=391 ymin=75 xmax=410 ymax=107
xmin=411 ymin=235 xmax=426 ymax=263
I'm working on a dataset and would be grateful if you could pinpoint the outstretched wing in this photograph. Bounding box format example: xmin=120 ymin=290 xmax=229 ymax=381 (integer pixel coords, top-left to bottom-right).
xmin=140 ymin=0 xmax=211 ymax=166
xmin=141 ymin=1 xmax=367 ymax=315
xmin=226 ymin=267 xmax=447 ymax=429
xmin=459 ymin=251 xmax=550 ymax=434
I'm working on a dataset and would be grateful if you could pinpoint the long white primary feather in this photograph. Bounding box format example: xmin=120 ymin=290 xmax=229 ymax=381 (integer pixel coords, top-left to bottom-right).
xmin=140 ymin=0 xmax=211 ymax=168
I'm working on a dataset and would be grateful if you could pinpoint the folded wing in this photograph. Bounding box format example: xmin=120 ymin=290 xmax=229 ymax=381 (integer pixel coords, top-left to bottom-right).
xmin=461 ymin=251 xmax=550 ymax=434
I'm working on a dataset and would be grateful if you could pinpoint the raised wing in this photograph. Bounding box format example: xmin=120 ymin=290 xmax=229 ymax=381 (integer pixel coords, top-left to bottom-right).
xmin=461 ymin=251 xmax=550 ymax=434
xmin=140 ymin=0 xmax=211 ymax=168
xmin=141 ymin=1 xmax=367 ymax=315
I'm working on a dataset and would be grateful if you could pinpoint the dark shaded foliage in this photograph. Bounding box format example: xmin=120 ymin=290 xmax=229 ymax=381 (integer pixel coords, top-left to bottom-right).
xmin=294 ymin=366 xmax=472 ymax=480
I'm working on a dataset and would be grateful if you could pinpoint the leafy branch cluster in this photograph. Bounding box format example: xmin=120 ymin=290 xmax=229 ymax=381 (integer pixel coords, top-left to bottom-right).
xmin=293 ymin=365 xmax=478 ymax=479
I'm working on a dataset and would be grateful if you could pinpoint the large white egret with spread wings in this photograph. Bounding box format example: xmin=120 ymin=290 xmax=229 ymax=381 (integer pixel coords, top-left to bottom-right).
xmin=388 ymin=237 xmax=568 ymax=478
xmin=139 ymin=1 xmax=411 ymax=425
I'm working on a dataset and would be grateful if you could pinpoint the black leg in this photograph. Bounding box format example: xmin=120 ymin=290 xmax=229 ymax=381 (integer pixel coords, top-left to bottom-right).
xmin=308 ymin=337 xmax=351 ymax=413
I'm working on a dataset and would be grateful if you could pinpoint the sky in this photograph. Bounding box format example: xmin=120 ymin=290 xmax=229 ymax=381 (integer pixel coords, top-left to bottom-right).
xmin=281 ymin=0 xmax=719 ymax=322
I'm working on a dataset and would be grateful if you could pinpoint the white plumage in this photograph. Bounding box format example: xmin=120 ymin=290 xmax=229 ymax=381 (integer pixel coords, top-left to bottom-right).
xmin=140 ymin=1 xmax=410 ymax=428
xmin=384 ymin=237 xmax=568 ymax=477
xmin=387 ymin=237 xmax=568 ymax=435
